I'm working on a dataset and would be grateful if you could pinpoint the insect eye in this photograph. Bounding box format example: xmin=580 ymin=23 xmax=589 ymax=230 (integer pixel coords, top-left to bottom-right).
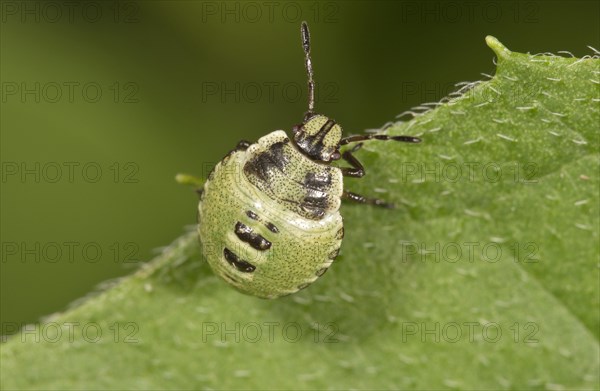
xmin=331 ymin=151 xmax=341 ymax=161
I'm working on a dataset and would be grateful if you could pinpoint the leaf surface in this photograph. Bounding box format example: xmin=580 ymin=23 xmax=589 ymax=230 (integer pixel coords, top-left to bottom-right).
xmin=2 ymin=37 xmax=599 ymax=390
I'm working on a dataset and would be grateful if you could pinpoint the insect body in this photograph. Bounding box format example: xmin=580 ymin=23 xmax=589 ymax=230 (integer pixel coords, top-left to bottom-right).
xmin=194 ymin=23 xmax=420 ymax=298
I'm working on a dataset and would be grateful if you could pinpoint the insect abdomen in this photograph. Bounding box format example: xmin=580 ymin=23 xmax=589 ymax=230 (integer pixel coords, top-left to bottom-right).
xmin=198 ymin=131 xmax=344 ymax=298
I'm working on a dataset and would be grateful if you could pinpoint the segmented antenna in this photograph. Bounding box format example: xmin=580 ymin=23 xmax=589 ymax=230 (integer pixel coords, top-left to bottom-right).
xmin=301 ymin=21 xmax=315 ymax=120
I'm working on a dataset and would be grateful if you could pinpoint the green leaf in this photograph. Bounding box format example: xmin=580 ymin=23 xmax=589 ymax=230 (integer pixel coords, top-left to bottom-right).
xmin=2 ymin=37 xmax=598 ymax=390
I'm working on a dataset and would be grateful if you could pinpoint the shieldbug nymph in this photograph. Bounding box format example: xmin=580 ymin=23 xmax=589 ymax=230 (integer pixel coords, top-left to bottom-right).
xmin=181 ymin=22 xmax=420 ymax=299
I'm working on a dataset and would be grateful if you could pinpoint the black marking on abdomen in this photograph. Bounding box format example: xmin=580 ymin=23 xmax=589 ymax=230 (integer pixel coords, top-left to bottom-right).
xmin=265 ymin=222 xmax=279 ymax=234
xmin=223 ymin=248 xmax=256 ymax=273
xmin=335 ymin=227 xmax=344 ymax=240
xmin=316 ymin=267 xmax=329 ymax=277
xmin=304 ymin=171 xmax=332 ymax=191
xmin=303 ymin=195 xmax=329 ymax=209
xmin=235 ymin=222 xmax=272 ymax=251
xmin=207 ymin=167 xmax=216 ymax=181
xmin=298 ymin=184 xmax=330 ymax=219
xmin=328 ymin=248 xmax=340 ymax=259
xmin=300 ymin=194 xmax=328 ymax=219
xmin=245 ymin=210 xmax=279 ymax=234
xmin=300 ymin=204 xmax=326 ymax=219
xmin=243 ymin=140 xmax=290 ymax=184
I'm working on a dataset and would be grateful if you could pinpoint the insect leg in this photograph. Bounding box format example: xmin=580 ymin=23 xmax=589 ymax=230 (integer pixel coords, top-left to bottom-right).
xmin=340 ymin=142 xmax=396 ymax=207
xmin=175 ymin=173 xmax=205 ymax=198
xmin=340 ymin=145 xmax=365 ymax=177
xmin=342 ymin=191 xmax=395 ymax=209
xmin=340 ymin=134 xmax=421 ymax=146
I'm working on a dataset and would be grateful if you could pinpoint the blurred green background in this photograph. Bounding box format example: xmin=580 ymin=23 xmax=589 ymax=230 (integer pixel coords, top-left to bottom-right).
xmin=1 ymin=0 xmax=599 ymax=335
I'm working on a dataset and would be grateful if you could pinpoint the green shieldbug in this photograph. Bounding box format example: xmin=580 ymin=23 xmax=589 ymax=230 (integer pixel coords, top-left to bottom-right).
xmin=181 ymin=22 xmax=420 ymax=299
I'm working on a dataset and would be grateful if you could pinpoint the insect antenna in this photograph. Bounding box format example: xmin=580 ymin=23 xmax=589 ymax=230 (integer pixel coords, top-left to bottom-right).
xmin=301 ymin=21 xmax=315 ymax=121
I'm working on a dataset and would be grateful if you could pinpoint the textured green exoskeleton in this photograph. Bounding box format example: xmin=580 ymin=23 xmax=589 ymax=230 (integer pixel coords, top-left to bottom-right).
xmin=199 ymin=129 xmax=344 ymax=298
xmin=193 ymin=22 xmax=420 ymax=298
